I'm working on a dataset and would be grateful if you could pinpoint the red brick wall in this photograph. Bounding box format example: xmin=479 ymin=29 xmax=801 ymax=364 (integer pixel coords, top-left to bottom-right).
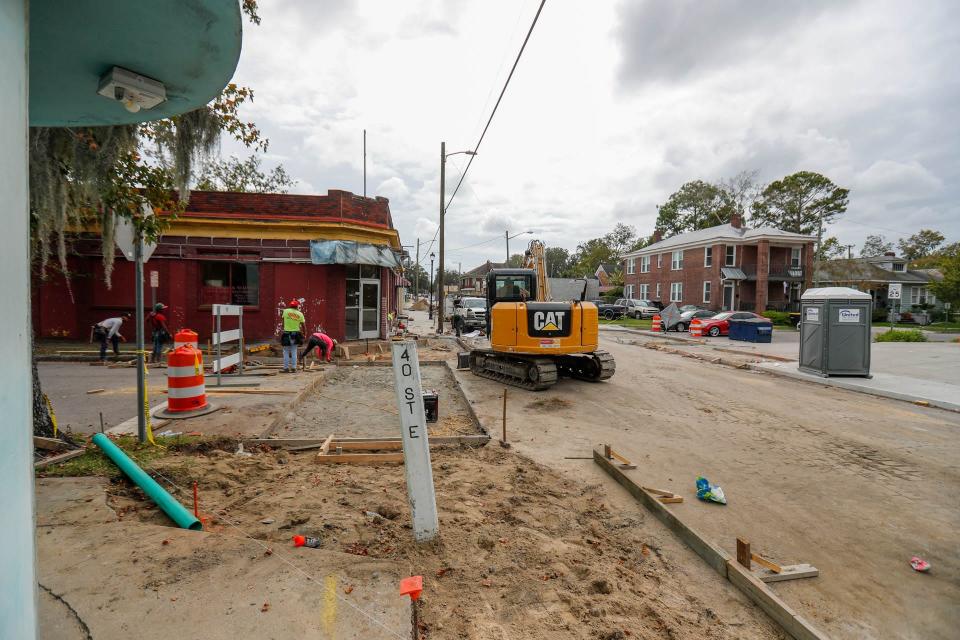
xmin=623 ymin=247 xmax=726 ymax=311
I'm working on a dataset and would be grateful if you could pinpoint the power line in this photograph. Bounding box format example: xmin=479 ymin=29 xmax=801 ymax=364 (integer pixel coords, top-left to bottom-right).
xmin=444 ymin=0 xmax=547 ymax=215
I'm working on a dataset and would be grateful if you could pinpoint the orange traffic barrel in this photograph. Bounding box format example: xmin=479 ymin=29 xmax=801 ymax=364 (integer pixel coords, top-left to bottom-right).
xmin=689 ymin=318 xmax=703 ymax=338
xmin=651 ymin=314 xmax=661 ymax=332
xmin=166 ymin=346 xmax=207 ymax=413
xmin=174 ymin=329 xmax=199 ymax=350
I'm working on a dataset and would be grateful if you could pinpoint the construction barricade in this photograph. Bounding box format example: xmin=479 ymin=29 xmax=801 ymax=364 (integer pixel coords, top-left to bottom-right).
xmin=689 ymin=318 xmax=703 ymax=338
xmin=174 ymin=329 xmax=199 ymax=350
xmin=165 ymin=345 xmax=208 ymax=414
xmin=651 ymin=314 xmax=661 ymax=332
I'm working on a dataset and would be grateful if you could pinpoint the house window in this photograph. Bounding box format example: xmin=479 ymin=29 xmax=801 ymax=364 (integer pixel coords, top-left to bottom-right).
xmin=657 ymin=254 xmax=662 ymax=269
xmin=725 ymin=245 xmax=737 ymax=266
xmin=200 ymin=261 xmax=260 ymax=306
xmin=624 ymin=284 xmax=634 ymax=298
xmin=670 ymin=282 xmax=683 ymax=302
xmin=703 ymin=281 xmax=711 ymax=303
xmin=892 ymin=262 xmax=905 ymax=272
xmin=704 ymin=247 xmax=713 ymax=267
xmin=671 ymin=250 xmax=683 ymax=270
xmin=639 ymin=283 xmax=649 ymax=299
xmin=640 ymin=255 xmax=650 ymax=273
xmin=655 ymin=282 xmax=661 ymax=299
xmin=791 ymin=247 xmax=801 ymax=268
xmin=910 ymin=286 xmax=919 ymax=304
xmin=627 ymin=257 xmax=636 ymax=275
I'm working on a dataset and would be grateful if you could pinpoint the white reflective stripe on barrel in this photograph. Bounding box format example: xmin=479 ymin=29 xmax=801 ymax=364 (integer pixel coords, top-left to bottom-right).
xmin=167 ymin=384 xmax=206 ymax=399
xmin=167 ymin=365 xmax=202 ymax=377
xmin=174 ymin=341 xmax=199 ymax=349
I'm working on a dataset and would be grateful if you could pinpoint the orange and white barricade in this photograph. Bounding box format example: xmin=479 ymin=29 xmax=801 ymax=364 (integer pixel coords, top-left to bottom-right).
xmin=174 ymin=329 xmax=199 ymax=350
xmin=651 ymin=314 xmax=661 ymax=332
xmin=166 ymin=346 xmax=208 ymax=413
xmin=689 ymin=319 xmax=703 ymax=338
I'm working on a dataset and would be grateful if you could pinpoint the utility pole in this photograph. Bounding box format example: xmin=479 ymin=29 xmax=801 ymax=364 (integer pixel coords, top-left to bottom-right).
xmin=846 ymin=244 xmax=855 ymax=259
xmin=505 ymin=230 xmax=509 ymax=264
xmin=363 ymin=129 xmax=367 ymax=197
xmin=414 ymin=238 xmax=420 ymax=300
xmin=814 ymin=213 xmax=824 ymax=288
xmin=134 ymin=228 xmax=146 ymax=443
xmin=429 ymin=253 xmax=435 ymax=320
xmin=438 ymin=141 xmax=446 ymax=334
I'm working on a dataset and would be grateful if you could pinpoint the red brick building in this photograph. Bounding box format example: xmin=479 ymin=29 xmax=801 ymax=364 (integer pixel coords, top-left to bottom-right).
xmin=621 ymin=215 xmax=814 ymax=312
xmin=32 ymin=190 xmax=404 ymax=342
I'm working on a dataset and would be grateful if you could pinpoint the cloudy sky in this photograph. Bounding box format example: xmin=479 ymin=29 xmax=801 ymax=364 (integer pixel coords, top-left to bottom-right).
xmin=224 ymin=0 xmax=959 ymax=269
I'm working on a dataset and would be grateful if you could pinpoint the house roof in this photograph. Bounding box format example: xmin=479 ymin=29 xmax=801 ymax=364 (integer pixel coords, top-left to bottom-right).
xmin=623 ymin=223 xmax=813 ymax=258
xmin=596 ymin=263 xmax=617 ymax=275
xmin=814 ymin=259 xmax=942 ymax=285
xmin=462 ymin=260 xmax=504 ymax=278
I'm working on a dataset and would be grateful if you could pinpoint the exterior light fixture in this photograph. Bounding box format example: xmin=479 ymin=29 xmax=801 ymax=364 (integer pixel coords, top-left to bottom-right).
xmin=97 ymin=66 xmax=167 ymax=114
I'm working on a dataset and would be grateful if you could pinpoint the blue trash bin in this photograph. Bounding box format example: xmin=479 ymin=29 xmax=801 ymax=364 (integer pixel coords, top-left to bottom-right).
xmin=742 ymin=318 xmax=773 ymax=343
xmin=728 ymin=318 xmax=746 ymax=341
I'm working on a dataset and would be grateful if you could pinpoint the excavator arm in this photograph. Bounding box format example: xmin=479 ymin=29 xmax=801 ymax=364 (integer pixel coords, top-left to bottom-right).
xmin=522 ymin=239 xmax=551 ymax=302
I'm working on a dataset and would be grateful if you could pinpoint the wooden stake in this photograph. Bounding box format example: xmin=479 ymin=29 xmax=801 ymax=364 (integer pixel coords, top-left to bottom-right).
xmin=319 ymin=433 xmax=334 ymax=456
xmin=500 ymin=388 xmax=510 ymax=448
xmin=737 ymin=537 xmax=751 ymax=569
xmin=751 ymin=553 xmax=782 ymax=574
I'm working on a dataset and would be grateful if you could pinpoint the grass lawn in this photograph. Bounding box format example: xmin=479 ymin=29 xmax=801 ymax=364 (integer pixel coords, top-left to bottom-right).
xmin=878 ymin=322 xmax=960 ymax=333
xmin=599 ymin=317 xmax=652 ymax=329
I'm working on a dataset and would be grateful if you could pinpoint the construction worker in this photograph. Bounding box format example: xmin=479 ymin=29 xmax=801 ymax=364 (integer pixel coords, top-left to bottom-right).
xmin=300 ymin=329 xmax=337 ymax=365
xmin=147 ymin=303 xmax=171 ymax=363
xmin=280 ymin=299 xmax=305 ymax=372
xmin=92 ymin=312 xmax=131 ymax=362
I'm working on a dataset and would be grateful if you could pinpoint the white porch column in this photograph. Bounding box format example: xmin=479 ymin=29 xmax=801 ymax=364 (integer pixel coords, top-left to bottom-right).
xmin=0 ymin=0 xmax=39 ymax=637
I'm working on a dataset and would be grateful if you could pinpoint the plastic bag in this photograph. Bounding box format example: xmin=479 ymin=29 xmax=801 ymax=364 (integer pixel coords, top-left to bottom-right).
xmin=696 ymin=476 xmax=727 ymax=504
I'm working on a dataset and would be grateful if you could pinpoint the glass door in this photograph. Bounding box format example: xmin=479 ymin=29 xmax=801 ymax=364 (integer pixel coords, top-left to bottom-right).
xmin=722 ymin=282 xmax=734 ymax=311
xmin=359 ymin=280 xmax=380 ymax=338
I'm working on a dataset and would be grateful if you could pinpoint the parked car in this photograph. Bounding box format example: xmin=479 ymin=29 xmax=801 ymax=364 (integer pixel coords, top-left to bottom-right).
xmin=451 ymin=296 xmax=487 ymax=333
xmin=673 ymin=309 xmax=717 ymax=332
xmin=698 ymin=311 xmax=763 ymax=337
xmin=615 ymin=298 xmax=659 ymax=319
xmin=590 ymin=299 xmax=626 ymax=320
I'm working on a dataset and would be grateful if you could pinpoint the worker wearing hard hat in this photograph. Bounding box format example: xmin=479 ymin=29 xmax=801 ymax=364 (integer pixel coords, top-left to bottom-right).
xmin=280 ymin=299 xmax=306 ymax=372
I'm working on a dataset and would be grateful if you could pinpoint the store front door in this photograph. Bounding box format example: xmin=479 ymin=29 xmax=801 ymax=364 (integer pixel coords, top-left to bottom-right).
xmin=346 ymin=265 xmax=381 ymax=340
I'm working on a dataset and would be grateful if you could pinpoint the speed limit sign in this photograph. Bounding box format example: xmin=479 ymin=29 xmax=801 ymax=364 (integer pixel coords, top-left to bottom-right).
xmin=888 ymin=283 xmax=902 ymax=300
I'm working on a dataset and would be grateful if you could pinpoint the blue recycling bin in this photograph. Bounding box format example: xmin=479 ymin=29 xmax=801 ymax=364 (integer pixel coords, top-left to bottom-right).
xmin=728 ymin=319 xmax=746 ymax=341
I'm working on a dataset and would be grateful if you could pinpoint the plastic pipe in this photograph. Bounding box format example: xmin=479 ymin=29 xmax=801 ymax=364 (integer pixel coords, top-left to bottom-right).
xmin=92 ymin=433 xmax=202 ymax=530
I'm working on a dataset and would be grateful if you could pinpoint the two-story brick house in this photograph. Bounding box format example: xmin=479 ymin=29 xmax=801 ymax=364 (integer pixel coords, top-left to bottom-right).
xmin=621 ymin=215 xmax=815 ymax=313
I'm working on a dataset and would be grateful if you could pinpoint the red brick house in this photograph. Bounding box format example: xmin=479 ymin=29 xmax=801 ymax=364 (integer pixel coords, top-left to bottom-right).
xmin=32 ymin=190 xmax=403 ymax=342
xmin=459 ymin=260 xmax=504 ymax=295
xmin=621 ymin=215 xmax=814 ymax=312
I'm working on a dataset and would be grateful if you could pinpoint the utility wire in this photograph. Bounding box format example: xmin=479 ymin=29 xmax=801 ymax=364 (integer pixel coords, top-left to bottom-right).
xmin=444 ymin=0 xmax=547 ymax=215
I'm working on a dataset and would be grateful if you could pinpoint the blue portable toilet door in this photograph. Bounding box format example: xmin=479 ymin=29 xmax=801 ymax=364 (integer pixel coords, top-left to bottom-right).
xmin=799 ymin=303 xmax=824 ymax=370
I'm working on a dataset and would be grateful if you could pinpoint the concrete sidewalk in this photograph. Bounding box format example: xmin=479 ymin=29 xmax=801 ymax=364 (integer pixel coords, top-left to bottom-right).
xmin=751 ymin=361 xmax=960 ymax=412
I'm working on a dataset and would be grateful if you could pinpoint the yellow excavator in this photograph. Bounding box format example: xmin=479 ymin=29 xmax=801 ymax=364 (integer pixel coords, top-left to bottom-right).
xmin=468 ymin=239 xmax=615 ymax=390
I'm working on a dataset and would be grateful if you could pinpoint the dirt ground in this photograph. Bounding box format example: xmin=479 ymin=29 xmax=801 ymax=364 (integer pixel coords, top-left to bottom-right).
xmin=84 ymin=441 xmax=784 ymax=640
xmin=272 ymin=363 xmax=480 ymax=439
xmin=453 ymin=332 xmax=960 ymax=640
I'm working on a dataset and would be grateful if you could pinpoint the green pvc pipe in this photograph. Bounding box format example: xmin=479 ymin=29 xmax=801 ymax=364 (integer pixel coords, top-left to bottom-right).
xmin=92 ymin=433 xmax=202 ymax=531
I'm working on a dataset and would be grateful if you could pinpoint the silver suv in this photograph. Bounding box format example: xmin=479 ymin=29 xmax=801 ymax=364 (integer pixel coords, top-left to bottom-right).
xmin=615 ymin=298 xmax=659 ymax=319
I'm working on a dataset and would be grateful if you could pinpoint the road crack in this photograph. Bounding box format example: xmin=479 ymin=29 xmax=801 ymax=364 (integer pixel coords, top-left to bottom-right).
xmin=39 ymin=582 xmax=93 ymax=640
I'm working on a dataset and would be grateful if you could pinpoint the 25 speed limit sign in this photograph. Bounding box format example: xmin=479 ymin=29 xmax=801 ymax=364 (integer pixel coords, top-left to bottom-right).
xmin=888 ymin=283 xmax=902 ymax=300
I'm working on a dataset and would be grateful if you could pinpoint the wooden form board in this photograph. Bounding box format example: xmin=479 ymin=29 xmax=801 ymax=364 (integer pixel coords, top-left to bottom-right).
xmin=593 ymin=447 xmax=829 ymax=640
xmin=315 ymin=452 xmax=403 ymax=465
xmin=244 ymin=435 xmax=490 ymax=450
xmin=35 ymin=448 xmax=85 ymax=468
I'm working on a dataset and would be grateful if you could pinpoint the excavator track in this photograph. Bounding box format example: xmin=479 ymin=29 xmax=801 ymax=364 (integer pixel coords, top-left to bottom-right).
xmin=469 ymin=350 xmax=559 ymax=391
xmin=556 ymin=349 xmax=616 ymax=382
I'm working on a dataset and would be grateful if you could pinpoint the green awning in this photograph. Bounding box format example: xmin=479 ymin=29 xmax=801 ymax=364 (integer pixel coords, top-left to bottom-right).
xmin=29 ymin=0 xmax=242 ymax=126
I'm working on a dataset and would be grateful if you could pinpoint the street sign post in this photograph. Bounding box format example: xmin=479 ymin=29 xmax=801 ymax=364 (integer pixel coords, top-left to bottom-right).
xmin=114 ymin=206 xmax=157 ymax=444
xmin=887 ymin=283 xmax=902 ymax=327
xmin=391 ymin=341 xmax=439 ymax=542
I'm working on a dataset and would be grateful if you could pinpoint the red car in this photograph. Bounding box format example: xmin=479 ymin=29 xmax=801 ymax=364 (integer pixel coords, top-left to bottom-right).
xmin=698 ymin=311 xmax=763 ymax=337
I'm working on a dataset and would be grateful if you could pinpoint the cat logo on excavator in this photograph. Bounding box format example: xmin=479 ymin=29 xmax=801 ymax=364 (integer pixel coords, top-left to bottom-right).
xmin=527 ymin=304 xmax=572 ymax=338
xmin=533 ymin=311 xmax=563 ymax=332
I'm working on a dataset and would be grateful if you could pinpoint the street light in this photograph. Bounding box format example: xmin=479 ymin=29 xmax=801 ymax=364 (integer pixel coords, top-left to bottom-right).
xmin=438 ymin=141 xmax=477 ymax=334
xmin=505 ymin=229 xmax=535 ymax=264
xmin=429 ymin=252 xmax=436 ymax=320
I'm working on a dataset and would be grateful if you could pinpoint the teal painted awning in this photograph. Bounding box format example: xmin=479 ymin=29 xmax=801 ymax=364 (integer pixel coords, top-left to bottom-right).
xmin=29 ymin=0 xmax=242 ymax=126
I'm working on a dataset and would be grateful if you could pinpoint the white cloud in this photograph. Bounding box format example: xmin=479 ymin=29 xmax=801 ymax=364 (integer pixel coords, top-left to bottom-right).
xmin=221 ymin=0 xmax=959 ymax=266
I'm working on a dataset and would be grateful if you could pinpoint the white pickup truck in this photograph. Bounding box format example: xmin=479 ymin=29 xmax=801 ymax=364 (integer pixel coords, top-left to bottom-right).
xmin=449 ymin=296 xmax=487 ymax=333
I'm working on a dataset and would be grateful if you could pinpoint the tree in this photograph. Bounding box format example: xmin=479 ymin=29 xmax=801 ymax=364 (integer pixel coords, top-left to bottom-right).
xmin=750 ymin=171 xmax=849 ymax=235
xmin=544 ymin=247 xmax=573 ymax=277
xmin=928 ymin=250 xmax=960 ymax=309
xmin=505 ymin=253 xmax=525 ymax=268
xmin=195 ymin=155 xmax=297 ymax=193
xmin=898 ymin=229 xmax=945 ymax=261
xmin=860 ymin=234 xmax=893 ymax=257
xmin=406 ymin=263 xmax=429 ymax=294
xmin=571 ymin=238 xmax=614 ymax=277
xmin=603 ymin=223 xmax=640 ymax=257
xmin=816 ymin=237 xmax=847 ymax=261
xmin=719 ymin=170 xmax=761 ymax=219
xmin=911 ymin=241 xmax=960 ymax=269
xmin=655 ymin=180 xmax=733 ymax=237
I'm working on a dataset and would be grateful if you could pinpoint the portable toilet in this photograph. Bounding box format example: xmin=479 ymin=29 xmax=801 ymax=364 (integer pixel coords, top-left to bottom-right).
xmin=799 ymin=287 xmax=872 ymax=377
